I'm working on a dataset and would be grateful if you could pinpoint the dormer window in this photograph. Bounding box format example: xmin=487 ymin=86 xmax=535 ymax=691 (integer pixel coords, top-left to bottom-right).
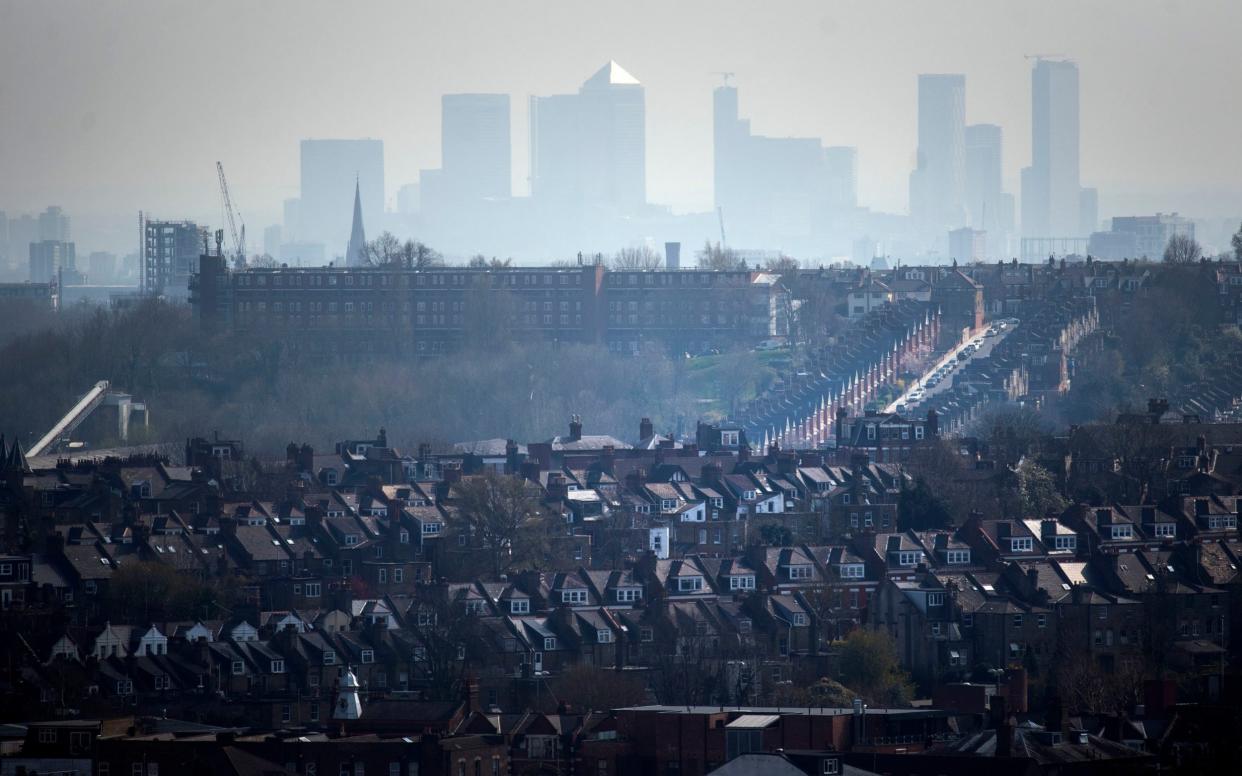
xmin=597 ymin=629 xmax=613 ymax=644
xmin=323 ymin=650 xmax=336 ymax=665
xmin=615 ymin=587 xmax=642 ymax=603
xmin=729 ymin=575 xmax=756 ymax=590
xmin=926 ymin=592 xmax=945 ymax=607
xmin=840 ymin=564 xmax=864 ymax=579
xmin=787 ymin=564 xmax=812 ymax=580
xmin=742 ymin=490 xmax=757 ymax=501
xmin=1207 ymin=515 xmax=1237 ymax=530
xmin=360 ymin=650 xmax=374 ymax=664
xmin=791 ymin=613 xmax=808 ymax=626
xmin=1153 ymin=523 xmax=1175 ymax=538
xmin=399 ymin=530 xmax=410 ymax=544
xmin=271 ymin=660 xmax=285 ymax=673
xmin=562 ymin=589 xmax=588 ymax=604
xmin=1110 ymin=525 xmax=1133 ymax=540
xmin=1009 ymin=537 xmax=1033 ymax=553
xmin=344 ymin=534 xmax=359 ymax=546
xmin=946 ymin=550 xmax=971 ymax=565
xmin=422 ymin=522 xmax=442 ymax=534
xmin=544 ymin=637 xmax=557 ymax=650
xmin=897 ymin=551 xmax=921 ymax=566
xmin=677 ymin=576 xmax=704 ymax=592
xmin=721 ymin=431 xmax=739 ymax=447
xmin=510 ymin=599 xmax=530 ymax=614
xmin=712 ymin=497 xmax=723 ymax=508
xmin=1054 ymin=535 xmax=1077 ymax=551
xmin=661 ymin=499 xmax=677 ymax=511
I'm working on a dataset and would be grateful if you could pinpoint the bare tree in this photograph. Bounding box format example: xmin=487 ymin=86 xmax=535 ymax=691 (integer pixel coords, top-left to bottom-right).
xmin=696 ymin=240 xmax=745 ymax=270
xmin=362 ymin=232 xmax=442 ymax=268
xmin=450 ymin=470 xmax=550 ymax=579
xmin=467 ymin=254 xmax=512 ymax=268
xmin=612 ymin=244 xmax=662 ymax=269
xmin=1163 ymin=233 xmax=1202 ymax=264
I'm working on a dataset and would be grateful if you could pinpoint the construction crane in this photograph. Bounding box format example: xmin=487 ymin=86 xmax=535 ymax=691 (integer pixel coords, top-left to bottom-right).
xmin=216 ymin=161 xmax=246 ymax=268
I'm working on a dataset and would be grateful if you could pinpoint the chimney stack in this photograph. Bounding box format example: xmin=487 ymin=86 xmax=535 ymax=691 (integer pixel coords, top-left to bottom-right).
xmin=568 ymin=415 xmax=583 ymax=442
xmin=639 ymin=418 xmax=653 ymax=441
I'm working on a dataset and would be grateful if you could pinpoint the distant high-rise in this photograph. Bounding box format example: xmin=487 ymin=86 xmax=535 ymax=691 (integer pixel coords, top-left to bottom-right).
xmin=1021 ymin=59 xmax=1081 ymax=238
xmin=0 ymin=211 xmax=8 ymax=267
xmin=824 ymin=147 xmax=859 ymax=211
xmin=142 ymin=219 xmax=203 ymax=296
xmin=964 ymin=124 xmax=1015 ymax=254
xmin=713 ymin=84 xmax=858 ymax=251
xmin=441 ymin=94 xmax=511 ymax=201
xmin=531 ymin=61 xmax=646 ymax=213
xmin=29 ymin=240 xmax=75 ymax=283
xmin=38 ymin=206 xmax=70 ymax=242
xmin=299 ymin=139 xmax=384 ymax=257
xmin=263 ymin=225 xmax=282 ymax=259
xmin=910 ymin=74 xmax=966 ymax=229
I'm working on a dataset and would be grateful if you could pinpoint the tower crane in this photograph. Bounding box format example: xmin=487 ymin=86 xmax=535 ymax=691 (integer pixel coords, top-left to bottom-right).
xmin=216 ymin=161 xmax=246 ymax=268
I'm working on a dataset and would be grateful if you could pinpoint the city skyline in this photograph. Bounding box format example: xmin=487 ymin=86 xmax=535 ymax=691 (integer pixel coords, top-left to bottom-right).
xmin=3 ymin=1 xmax=1242 ymax=257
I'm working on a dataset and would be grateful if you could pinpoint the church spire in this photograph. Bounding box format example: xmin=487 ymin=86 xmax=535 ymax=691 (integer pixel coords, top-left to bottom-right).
xmin=346 ymin=176 xmax=367 ymax=267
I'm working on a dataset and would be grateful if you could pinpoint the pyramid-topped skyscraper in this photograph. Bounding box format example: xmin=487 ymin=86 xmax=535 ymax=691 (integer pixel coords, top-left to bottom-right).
xmin=530 ymin=61 xmax=646 ymax=213
xmin=345 ymin=177 xmax=367 ymax=266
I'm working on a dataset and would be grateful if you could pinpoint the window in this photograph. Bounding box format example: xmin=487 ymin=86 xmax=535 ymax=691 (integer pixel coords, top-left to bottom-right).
xmin=323 ymin=650 xmax=336 ymax=665
xmin=361 ymin=650 xmax=374 ymax=664
xmin=394 ymin=569 xmax=404 ymax=583
xmin=931 ymin=622 xmax=941 ymax=636
xmin=729 ymin=575 xmax=755 ymax=590
xmin=39 ymin=730 xmax=57 ymax=743
xmin=562 ymin=589 xmax=587 ymax=604
xmin=231 ymin=661 xmax=244 ymax=675
xmin=544 ymin=637 xmax=557 ymax=650
xmin=1153 ymin=523 xmax=1175 ymax=538
xmin=1010 ymin=537 xmax=1033 ymax=553
xmin=389 ymin=763 xmax=401 ymax=776
xmin=597 ymin=629 xmax=613 ymax=644
xmin=1110 ymin=525 xmax=1133 ymax=540
xmin=963 ymin=613 xmax=973 ymax=628
xmin=271 ymin=660 xmax=285 ymax=674
xmin=132 ymin=764 xmax=143 ymax=776
xmin=1037 ymin=614 xmax=1047 ymax=629
xmin=946 ymin=550 xmax=970 ymax=565
xmin=640 ymin=627 xmax=654 ymax=642
xmin=788 ymin=565 xmax=812 ymax=580
xmin=926 ymin=592 xmax=945 ymax=607
xmin=840 ymin=564 xmax=864 ymax=579
xmin=378 ymin=569 xmax=388 ymax=584
xmin=281 ymin=705 xmax=291 ymax=723
xmin=792 ymin=613 xmax=808 ymax=626
xmin=897 ymin=551 xmax=920 ymax=566
xmin=1054 ymin=536 xmax=1076 ymax=551
xmin=399 ymin=530 xmax=410 ymax=544
xmin=615 ymin=587 xmax=642 ymax=602
xmin=1013 ymin=614 xmax=1024 ymax=627
xmin=677 ymin=576 xmax=703 ymax=592
xmin=511 ymin=599 xmax=530 ymax=614
xmin=99 ymin=763 xmax=110 ymax=776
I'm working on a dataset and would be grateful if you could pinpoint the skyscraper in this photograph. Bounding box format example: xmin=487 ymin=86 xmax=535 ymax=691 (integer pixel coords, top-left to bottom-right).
xmin=1021 ymin=59 xmax=1081 ymax=238
xmin=530 ymin=61 xmax=646 ymax=213
xmin=299 ymin=139 xmax=384 ymax=257
xmin=910 ymin=74 xmax=966 ymax=229
xmin=713 ymin=84 xmax=858 ymax=251
xmin=143 ymin=219 xmax=204 ymax=296
xmin=965 ymin=124 xmax=1015 ymax=256
xmin=441 ymin=94 xmax=511 ymax=201
xmin=37 ymin=206 xmax=70 ymax=242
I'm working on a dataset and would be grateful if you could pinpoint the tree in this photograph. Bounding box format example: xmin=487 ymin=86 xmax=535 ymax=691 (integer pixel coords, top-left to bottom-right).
xmin=362 ymin=232 xmax=442 ymax=268
xmin=451 ymin=470 xmax=549 ymax=579
xmin=696 ymin=240 xmax=745 ymax=270
xmin=1232 ymin=220 xmax=1242 ymax=262
xmin=1015 ymin=459 xmax=1067 ymax=517
xmin=468 ymin=254 xmax=512 ymax=268
xmin=1162 ymin=233 xmax=1202 ymax=264
xmin=612 ymin=245 xmax=662 ymax=269
xmin=838 ymin=628 xmax=914 ymax=707
xmin=897 ymin=476 xmax=953 ymax=530
xmin=407 ymin=589 xmax=483 ymax=701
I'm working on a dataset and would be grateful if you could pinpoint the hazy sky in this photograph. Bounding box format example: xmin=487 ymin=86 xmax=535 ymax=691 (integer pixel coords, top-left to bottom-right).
xmin=2 ymin=0 xmax=1241 ymax=252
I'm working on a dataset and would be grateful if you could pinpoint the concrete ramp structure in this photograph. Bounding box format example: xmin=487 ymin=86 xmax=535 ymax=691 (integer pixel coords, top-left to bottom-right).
xmin=27 ymin=380 xmax=149 ymax=457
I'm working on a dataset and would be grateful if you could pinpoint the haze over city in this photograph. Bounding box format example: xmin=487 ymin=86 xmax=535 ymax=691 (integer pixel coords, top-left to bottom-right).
xmin=7 ymin=3 xmax=1242 ymax=773
xmin=3 ymin=0 xmax=1242 ymax=260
